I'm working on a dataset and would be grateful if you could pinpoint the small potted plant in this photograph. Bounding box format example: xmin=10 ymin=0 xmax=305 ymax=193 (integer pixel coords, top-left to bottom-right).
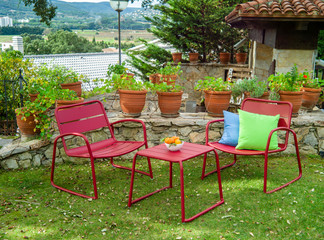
xmin=300 ymin=70 xmax=323 ymax=110
xmin=107 ymin=62 xmax=134 ymax=80
xmin=172 ymin=52 xmax=182 ymax=63
xmin=157 ymin=62 xmax=182 ymax=85
xmin=195 ymin=76 xmax=232 ymax=117
xmin=219 ymin=52 xmax=231 ymax=64
xmin=268 ymin=65 xmax=304 ymax=116
xmin=95 ymin=73 xmax=149 ymax=117
xmin=235 ymin=44 xmax=248 ymax=64
xmin=55 ymin=88 xmax=84 ymax=108
xmin=189 ymin=52 xmax=199 ymax=63
xmin=232 ymin=77 xmax=269 ymax=102
xmin=151 ymin=81 xmax=183 ymax=118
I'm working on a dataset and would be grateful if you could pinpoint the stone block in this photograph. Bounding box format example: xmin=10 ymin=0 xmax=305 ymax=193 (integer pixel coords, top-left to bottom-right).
xmin=319 ymin=140 xmax=324 ymax=151
xmin=318 ymin=127 xmax=324 ymax=139
xmin=91 ymin=131 xmax=107 ymax=143
xmin=300 ymin=145 xmax=317 ymax=155
xmin=45 ymin=146 xmax=59 ymax=159
xmin=179 ymin=126 xmax=193 ymax=137
xmin=19 ymin=160 xmax=31 ymax=168
xmin=303 ymin=132 xmax=318 ymax=148
xmin=152 ymin=121 xmax=172 ymax=127
xmin=189 ymin=132 xmax=205 ymax=144
xmin=18 ymin=152 xmax=32 ymax=161
xmin=33 ymin=154 xmax=42 ymax=167
xmin=1 ymin=157 xmax=19 ymax=169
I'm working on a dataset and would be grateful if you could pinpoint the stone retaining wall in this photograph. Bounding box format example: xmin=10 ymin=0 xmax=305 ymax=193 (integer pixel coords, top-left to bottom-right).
xmin=1 ymin=111 xmax=323 ymax=170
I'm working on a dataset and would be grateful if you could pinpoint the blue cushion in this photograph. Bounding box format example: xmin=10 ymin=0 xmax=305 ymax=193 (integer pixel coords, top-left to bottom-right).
xmin=218 ymin=110 xmax=239 ymax=146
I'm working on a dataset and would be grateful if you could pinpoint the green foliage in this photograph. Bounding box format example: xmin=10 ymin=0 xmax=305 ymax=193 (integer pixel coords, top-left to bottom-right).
xmin=299 ymin=69 xmax=324 ymax=89
xmin=318 ymin=30 xmax=324 ymax=60
xmin=0 ymin=26 xmax=44 ymax=35
xmin=150 ymin=81 xmax=183 ymax=93
xmin=0 ymin=51 xmax=35 ymax=120
xmin=195 ymin=76 xmax=231 ymax=92
xmin=127 ymin=39 xmax=172 ymax=81
xmin=21 ymin=0 xmax=56 ymax=25
xmin=94 ymin=74 xmax=150 ymax=93
xmin=232 ymin=77 xmax=268 ymax=99
xmin=158 ymin=62 xmax=182 ymax=76
xmin=145 ymin=0 xmax=247 ymax=62
xmin=268 ymin=65 xmax=304 ymax=92
xmin=107 ymin=62 xmax=127 ymax=77
xmin=23 ymin=30 xmax=103 ymax=55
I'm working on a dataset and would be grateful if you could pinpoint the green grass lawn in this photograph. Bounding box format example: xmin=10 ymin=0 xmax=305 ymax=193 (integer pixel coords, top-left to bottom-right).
xmin=0 ymin=35 xmax=15 ymax=43
xmin=0 ymin=154 xmax=323 ymax=239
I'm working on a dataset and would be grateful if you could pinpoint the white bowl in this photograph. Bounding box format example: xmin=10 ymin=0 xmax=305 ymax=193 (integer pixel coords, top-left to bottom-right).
xmin=165 ymin=142 xmax=184 ymax=151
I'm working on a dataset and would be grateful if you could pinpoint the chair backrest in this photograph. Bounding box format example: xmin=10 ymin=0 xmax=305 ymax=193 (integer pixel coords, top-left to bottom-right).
xmin=55 ymin=100 xmax=114 ymax=137
xmin=241 ymin=98 xmax=293 ymax=128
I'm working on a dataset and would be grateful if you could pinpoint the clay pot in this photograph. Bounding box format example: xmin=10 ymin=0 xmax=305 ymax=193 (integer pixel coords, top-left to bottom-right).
xmin=149 ymin=73 xmax=161 ymax=84
xmin=157 ymin=91 xmax=183 ymax=118
xmin=29 ymin=93 xmax=39 ymax=102
xmin=172 ymin=52 xmax=182 ymax=63
xmin=61 ymin=81 xmax=82 ymax=97
xmin=279 ymin=91 xmax=303 ymax=116
xmin=55 ymin=97 xmax=84 ymax=108
xmin=219 ymin=52 xmax=231 ymax=64
xmin=244 ymin=91 xmax=269 ymax=100
xmin=15 ymin=109 xmax=39 ymax=136
xmin=161 ymin=74 xmax=177 ymax=85
xmin=119 ymin=90 xmax=147 ymax=117
xmin=301 ymin=87 xmax=322 ymax=110
xmin=189 ymin=53 xmax=199 ymax=63
xmin=204 ymin=90 xmax=232 ymax=117
xmin=235 ymin=52 xmax=247 ymax=64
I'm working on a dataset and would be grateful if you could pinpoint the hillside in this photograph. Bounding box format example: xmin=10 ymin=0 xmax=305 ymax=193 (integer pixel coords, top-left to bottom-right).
xmin=0 ymin=0 xmax=140 ymax=20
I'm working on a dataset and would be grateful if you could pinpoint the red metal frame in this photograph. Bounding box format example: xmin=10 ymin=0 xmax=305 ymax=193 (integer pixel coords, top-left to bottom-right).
xmin=205 ymin=98 xmax=302 ymax=193
xmin=128 ymin=142 xmax=224 ymax=222
xmin=51 ymin=100 xmax=153 ymax=199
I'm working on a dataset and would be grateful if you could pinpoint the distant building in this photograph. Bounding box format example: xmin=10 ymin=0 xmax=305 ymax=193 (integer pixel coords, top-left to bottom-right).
xmin=1 ymin=36 xmax=24 ymax=53
xmin=0 ymin=16 xmax=13 ymax=27
xmin=102 ymin=47 xmax=118 ymax=53
xmin=17 ymin=19 xmax=30 ymax=23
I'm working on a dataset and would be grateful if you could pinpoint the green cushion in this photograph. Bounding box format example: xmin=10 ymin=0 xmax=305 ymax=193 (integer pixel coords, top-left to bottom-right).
xmin=236 ymin=110 xmax=280 ymax=151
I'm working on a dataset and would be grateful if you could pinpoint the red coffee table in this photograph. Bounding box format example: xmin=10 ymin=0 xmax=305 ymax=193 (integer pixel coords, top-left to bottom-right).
xmin=128 ymin=142 xmax=224 ymax=222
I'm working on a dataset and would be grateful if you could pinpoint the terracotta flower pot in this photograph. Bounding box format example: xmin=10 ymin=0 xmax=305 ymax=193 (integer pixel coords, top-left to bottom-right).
xmin=204 ymin=90 xmax=232 ymax=117
xmin=219 ymin=52 xmax=231 ymax=64
xmin=279 ymin=91 xmax=303 ymax=116
xmin=172 ymin=52 xmax=182 ymax=63
xmin=55 ymin=97 xmax=84 ymax=108
xmin=157 ymin=91 xmax=183 ymax=118
xmin=149 ymin=73 xmax=161 ymax=84
xmin=244 ymin=91 xmax=269 ymax=100
xmin=29 ymin=93 xmax=39 ymax=102
xmin=61 ymin=81 xmax=82 ymax=97
xmin=161 ymin=74 xmax=177 ymax=86
xmin=235 ymin=52 xmax=247 ymax=64
xmin=119 ymin=89 xmax=147 ymax=117
xmin=189 ymin=53 xmax=199 ymax=63
xmin=15 ymin=109 xmax=39 ymax=136
xmin=301 ymin=87 xmax=322 ymax=110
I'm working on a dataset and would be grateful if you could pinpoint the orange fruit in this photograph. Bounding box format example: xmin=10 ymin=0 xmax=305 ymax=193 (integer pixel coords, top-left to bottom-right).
xmin=165 ymin=138 xmax=173 ymax=144
xmin=170 ymin=136 xmax=179 ymax=143
xmin=175 ymin=139 xmax=182 ymax=145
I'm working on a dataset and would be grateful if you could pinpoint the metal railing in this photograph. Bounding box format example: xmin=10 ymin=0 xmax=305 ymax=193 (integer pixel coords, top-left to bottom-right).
xmin=0 ymin=69 xmax=26 ymax=136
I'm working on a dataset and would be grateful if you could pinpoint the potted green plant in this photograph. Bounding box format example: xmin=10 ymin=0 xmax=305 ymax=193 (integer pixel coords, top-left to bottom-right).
xmin=219 ymin=52 xmax=231 ymax=64
xmin=172 ymin=52 xmax=182 ymax=63
xmin=300 ymin=70 xmax=323 ymax=110
xmin=268 ymin=65 xmax=304 ymax=116
xmin=235 ymin=44 xmax=248 ymax=64
xmin=95 ymin=73 xmax=149 ymax=117
xmin=151 ymin=82 xmax=183 ymax=118
xmin=55 ymin=88 xmax=84 ymax=108
xmin=189 ymin=52 xmax=199 ymax=63
xmin=157 ymin=62 xmax=182 ymax=85
xmin=232 ymin=77 xmax=268 ymax=102
xmin=195 ymin=76 xmax=232 ymax=117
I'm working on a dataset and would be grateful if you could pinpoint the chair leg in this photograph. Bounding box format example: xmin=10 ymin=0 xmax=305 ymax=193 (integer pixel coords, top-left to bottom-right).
xmin=264 ymin=132 xmax=302 ymax=194
xmin=201 ymin=153 xmax=237 ymax=179
xmin=51 ymin=141 xmax=98 ymax=199
xmin=110 ymin=156 xmax=152 ymax=177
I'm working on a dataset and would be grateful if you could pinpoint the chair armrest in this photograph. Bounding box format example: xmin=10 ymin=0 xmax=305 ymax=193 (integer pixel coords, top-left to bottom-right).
xmin=206 ymin=119 xmax=224 ymax=145
xmin=265 ymin=127 xmax=297 ymax=153
xmin=54 ymin=132 xmax=94 ymax=158
xmin=110 ymin=119 xmax=147 ymax=142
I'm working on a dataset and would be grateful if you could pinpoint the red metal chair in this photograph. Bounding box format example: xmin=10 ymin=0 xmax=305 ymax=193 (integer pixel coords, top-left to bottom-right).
xmin=203 ymin=98 xmax=302 ymax=193
xmin=51 ymin=100 xmax=153 ymax=199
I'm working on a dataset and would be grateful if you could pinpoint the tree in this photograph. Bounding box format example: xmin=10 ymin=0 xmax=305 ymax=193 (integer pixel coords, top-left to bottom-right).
xmin=145 ymin=0 xmax=247 ymax=62
xmin=318 ymin=30 xmax=324 ymax=60
xmin=21 ymin=0 xmax=57 ymax=25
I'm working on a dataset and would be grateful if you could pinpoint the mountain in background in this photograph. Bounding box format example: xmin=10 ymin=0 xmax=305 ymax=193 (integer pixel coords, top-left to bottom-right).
xmin=0 ymin=0 xmax=140 ymax=19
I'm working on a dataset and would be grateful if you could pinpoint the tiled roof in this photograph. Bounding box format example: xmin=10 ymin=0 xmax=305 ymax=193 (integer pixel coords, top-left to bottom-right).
xmin=226 ymin=0 xmax=324 ymax=23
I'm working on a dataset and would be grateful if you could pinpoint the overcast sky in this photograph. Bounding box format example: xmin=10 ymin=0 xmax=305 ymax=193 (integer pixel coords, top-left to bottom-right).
xmin=60 ymin=0 xmax=142 ymax=8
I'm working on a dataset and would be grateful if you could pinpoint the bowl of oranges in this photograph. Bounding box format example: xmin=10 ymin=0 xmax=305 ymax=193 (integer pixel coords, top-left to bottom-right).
xmin=162 ymin=136 xmax=184 ymax=151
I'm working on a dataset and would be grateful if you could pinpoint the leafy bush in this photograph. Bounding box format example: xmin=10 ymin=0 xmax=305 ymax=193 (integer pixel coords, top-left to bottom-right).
xmin=195 ymin=76 xmax=231 ymax=92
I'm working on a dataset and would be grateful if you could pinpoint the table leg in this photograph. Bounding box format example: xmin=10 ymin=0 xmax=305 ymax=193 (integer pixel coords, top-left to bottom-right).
xmin=182 ymin=150 xmax=224 ymax=222
xmin=169 ymin=162 xmax=173 ymax=188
